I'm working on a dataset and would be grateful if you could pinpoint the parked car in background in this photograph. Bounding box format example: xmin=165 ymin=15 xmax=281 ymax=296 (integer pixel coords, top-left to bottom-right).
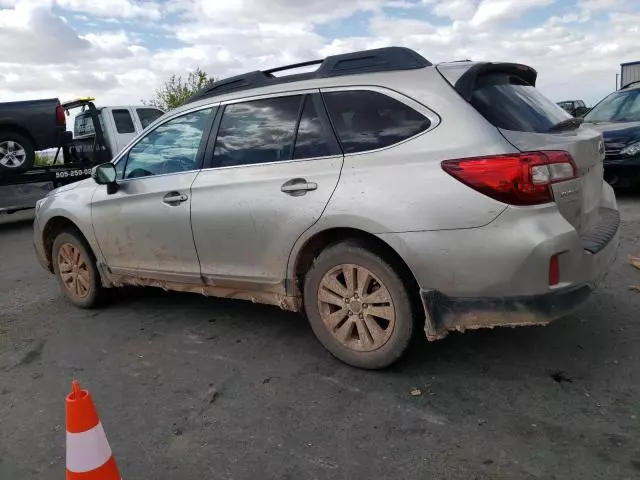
xmin=0 ymin=98 xmax=67 ymax=171
xmin=583 ymin=81 xmax=640 ymax=188
xmin=557 ymin=100 xmax=589 ymax=117
xmin=34 ymin=47 xmax=619 ymax=369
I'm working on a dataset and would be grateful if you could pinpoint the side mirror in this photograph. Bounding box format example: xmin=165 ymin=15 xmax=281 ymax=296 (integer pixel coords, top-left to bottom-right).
xmin=91 ymin=163 xmax=119 ymax=194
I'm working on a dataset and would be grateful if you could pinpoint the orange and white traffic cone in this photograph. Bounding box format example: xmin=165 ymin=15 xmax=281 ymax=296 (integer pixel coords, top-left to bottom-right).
xmin=66 ymin=380 xmax=121 ymax=479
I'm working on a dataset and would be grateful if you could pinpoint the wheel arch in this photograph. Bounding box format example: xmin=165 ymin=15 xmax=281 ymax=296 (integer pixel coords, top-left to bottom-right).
xmin=289 ymin=227 xmax=421 ymax=302
xmin=0 ymin=124 xmax=37 ymax=149
xmin=42 ymin=216 xmax=94 ymax=272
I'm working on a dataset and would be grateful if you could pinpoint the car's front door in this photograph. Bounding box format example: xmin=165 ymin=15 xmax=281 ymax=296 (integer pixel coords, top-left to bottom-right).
xmin=92 ymin=106 xmax=215 ymax=282
xmin=190 ymin=93 xmax=343 ymax=293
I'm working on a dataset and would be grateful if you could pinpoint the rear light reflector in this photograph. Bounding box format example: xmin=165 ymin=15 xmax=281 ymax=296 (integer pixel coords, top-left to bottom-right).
xmin=56 ymin=105 xmax=66 ymax=128
xmin=549 ymin=254 xmax=560 ymax=286
xmin=441 ymin=151 xmax=577 ymax=206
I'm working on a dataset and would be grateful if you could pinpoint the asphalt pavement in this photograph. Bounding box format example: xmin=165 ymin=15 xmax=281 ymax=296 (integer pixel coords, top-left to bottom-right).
xmin=1 ymin=196 xmax=640 ymax=479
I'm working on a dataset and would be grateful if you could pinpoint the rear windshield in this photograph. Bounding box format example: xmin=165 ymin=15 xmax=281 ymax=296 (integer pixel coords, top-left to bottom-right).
xmin=471 ymin=74 xmax=571 ymax=133
xmin=74 ymin=112 xmax=105 ymax=138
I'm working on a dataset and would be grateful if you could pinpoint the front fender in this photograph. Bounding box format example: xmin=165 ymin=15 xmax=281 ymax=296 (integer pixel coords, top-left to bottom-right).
xmin=36 ymin=182 xmax=102 ymax=265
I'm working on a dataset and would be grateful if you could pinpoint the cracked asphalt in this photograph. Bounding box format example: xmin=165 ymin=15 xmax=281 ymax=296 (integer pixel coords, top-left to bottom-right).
xmin=1 ymin=196 xmax=639 ymax=480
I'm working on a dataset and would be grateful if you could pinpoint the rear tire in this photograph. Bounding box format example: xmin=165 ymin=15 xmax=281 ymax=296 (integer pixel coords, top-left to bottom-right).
xmin=0 ymin=132 xmax=35 ymax=171
xmin=52 ymin=232 xmax=104 ymax=308
xmin=303 ymin=242 xmax=414 ymax=369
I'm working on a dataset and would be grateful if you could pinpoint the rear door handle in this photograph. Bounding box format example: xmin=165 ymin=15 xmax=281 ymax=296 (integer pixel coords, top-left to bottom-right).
xmin=281 ymin=179 xmax=318 ymax=196
xmin=162 ymin=192 xmax=188 ymax=205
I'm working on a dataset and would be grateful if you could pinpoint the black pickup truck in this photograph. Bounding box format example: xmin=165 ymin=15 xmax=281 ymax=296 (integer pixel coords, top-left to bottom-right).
xmin=0 ymin=98 xmax=68 ymax=171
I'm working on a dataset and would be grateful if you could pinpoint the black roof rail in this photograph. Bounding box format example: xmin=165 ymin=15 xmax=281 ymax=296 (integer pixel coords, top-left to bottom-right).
xmin=264 ymin=59 xmax=324 ymax=76
xmin=188 ymin=46 xmax=431 ymax=103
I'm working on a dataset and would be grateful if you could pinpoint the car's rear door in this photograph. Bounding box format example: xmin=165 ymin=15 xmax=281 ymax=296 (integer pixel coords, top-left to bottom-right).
xmin=189 ymin=92 xmax=343 ymax=294
xmin=91 ymin=106 xmax=215 ymax=281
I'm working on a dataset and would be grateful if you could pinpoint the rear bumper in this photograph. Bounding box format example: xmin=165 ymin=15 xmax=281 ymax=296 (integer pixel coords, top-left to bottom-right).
xmin=421 ymin=283 xmax=593 ymax=340
xmin=417 ymin=209 xmax=619 ymax=340
xmin=377 ymin=183 xmax=620 ymax=340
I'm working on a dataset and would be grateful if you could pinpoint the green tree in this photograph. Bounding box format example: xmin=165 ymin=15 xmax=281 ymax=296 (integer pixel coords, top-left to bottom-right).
xmin=144 ymin=67 xmax=214 ymax=111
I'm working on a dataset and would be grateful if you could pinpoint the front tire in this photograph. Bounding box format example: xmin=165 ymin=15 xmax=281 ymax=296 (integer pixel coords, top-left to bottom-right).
xmin=303 ymin=242 xmax=414 ymax=369
xmin=52 ymin=232 xmax=104 ymax=308
xmin=0 ymin=133 xmax=35 ymax=171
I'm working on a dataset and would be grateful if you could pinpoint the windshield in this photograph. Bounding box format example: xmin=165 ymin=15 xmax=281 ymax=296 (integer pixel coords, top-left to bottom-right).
xmin=584 ymin=88 xmax=640 ymax=123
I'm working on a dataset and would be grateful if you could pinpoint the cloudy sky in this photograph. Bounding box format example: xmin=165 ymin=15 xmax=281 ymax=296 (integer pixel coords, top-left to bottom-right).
xmin=0 ymin=0 xmax=638 ymax=110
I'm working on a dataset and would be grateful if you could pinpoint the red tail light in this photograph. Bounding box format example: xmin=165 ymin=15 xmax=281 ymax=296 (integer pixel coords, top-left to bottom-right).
xmin=441 ymin=151 xmax=577 ymax=206
xmin=56 ymin=104 xmax=66 ymax=127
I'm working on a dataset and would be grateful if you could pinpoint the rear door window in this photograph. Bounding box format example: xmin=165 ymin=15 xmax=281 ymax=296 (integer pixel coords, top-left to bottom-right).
xmin=322 ymin=90 xmax=430 ymax=154
xmin=137 ymin=108 xmax=164 ymax=129
xmin=112 ymin=109 xmax=136 ymax=134
xmin=470 ymin=74 xmax=571 ymax=133
xmin=293 ymin=96 xmax=333 ymax=160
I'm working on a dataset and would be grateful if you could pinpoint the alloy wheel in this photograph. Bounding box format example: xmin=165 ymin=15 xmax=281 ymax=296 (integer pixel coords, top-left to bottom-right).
xmin=0 ymin=141 xmax=27 ymax=168
xmin=317 ymin=263 xmax=396 ymax=352
xmin=57 ymin=243 xmax=91 ymax=299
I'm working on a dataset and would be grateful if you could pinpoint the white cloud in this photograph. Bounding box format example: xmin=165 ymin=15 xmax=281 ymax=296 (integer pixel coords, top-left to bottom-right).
xmin=579 ymin=0 xmax=622 ymax=10
xmin=471 ymin=0 xmax=555 ymax=26
xmin=179 ymin=0 xmax=390 ymax=25
xmin=0 ymin=0 xmax=638 ymax=111
xmin=55 ymin=0 xmax=161 ymax=20
xmin=432 ymin=0 xmax=476 ymax=21
xmin=0 ymin=3 xmax=91 ymax=63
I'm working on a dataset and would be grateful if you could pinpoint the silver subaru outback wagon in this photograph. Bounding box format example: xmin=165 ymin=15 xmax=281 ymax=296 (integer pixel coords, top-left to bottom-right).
xmin=34 ymin=47 xmax=619 ymax=369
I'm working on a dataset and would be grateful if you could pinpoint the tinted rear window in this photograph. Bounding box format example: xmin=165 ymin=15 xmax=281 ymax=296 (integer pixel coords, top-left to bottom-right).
xmin=74 ymin=112 xmax=105 ymax=137
xmin=323 ymin=90 xmax=430 ymax=154
xmin=471 ymin=74 xmax=571 ymax=133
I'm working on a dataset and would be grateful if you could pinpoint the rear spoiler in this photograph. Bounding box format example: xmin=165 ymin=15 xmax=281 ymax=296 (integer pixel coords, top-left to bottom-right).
xmin=452 ymin=63 xmax=538 ymax=101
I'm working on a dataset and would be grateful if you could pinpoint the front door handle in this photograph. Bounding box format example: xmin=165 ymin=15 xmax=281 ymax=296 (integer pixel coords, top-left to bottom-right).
xmin=281 ymin=178 xmax=318 ymax=196
xmin=162 ymin=192 xmax=188 ymax=205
